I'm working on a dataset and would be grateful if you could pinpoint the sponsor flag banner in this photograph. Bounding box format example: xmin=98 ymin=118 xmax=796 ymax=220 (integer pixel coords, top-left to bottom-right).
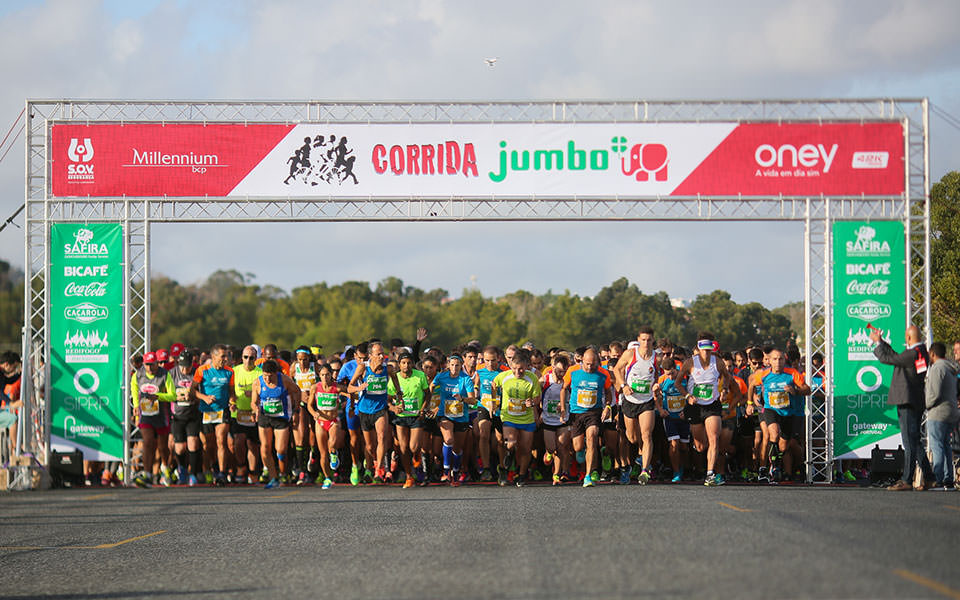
xmin=51 ymin=122 xmax=904 ymax=198
xmin=832 ymin=221 xmax=906 ymax=459
xmin=50 ymin=223 xmax=125 ymax=461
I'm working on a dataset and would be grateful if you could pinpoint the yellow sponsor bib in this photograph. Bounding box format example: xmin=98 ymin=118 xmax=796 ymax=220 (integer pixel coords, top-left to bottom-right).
xmin=202 ymin=410 xmax=224 ymax=424
xmin=576 ymin=388 xmax=597 ymax=408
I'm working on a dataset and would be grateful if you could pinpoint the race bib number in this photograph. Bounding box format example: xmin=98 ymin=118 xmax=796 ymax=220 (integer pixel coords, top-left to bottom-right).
xmin=667 ymin=394 xmax=684 ymax=413
xmin=693 ymin=383 xmax=714 ymax=400
xmin=506 ymin=396 xmax=525 ymax=417
xmin=480 ymin=392 xmax=495 ymax=414
xmin=175 ymin=386 xmax=191 ymax=407
xmin=202 ymin=410 xmax=223 ymax=424
xmin=576 ymin=388 xmax=597 ymax=408
xmin=262 ymin=398 xmax=284 ymax=416
xmin=630 ymin=379 xmax=652 ymax=395
xmin=139 ymin=397 xmax=159 ymax=416
xmin=367 ymin=375 xmax=388 ymax=394
xmin=768 ymin=391 xmax=789 ymax=409
xmin=316 ymin=392 xmax=338 ymax=411
xmin=236 ymin=410 xmax=255 ymax=425
xmin=545 ymin=398 xmax=561 ymax=417
xmin=402 ymin=395 xmax=421 ymax=414
xmin=446 ymin=398 xmax=464 ymax=417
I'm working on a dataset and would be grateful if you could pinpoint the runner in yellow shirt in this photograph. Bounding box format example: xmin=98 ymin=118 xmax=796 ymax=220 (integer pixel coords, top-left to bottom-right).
xmin=232 ymin=346 xmax=262 ymax=484
xmin=492 ymin=348 xmax=542 ymax=487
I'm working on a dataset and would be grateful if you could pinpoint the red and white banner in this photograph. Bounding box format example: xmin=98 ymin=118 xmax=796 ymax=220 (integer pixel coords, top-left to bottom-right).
xmin=50 ymin=121 xmax=904 ymax=198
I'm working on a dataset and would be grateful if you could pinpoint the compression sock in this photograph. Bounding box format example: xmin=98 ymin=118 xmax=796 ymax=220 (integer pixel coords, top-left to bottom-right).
xmin=442 ymin=444 xmax=453 ymax=470
xmin=189 ymin=450 xmax=202 ymax=475
xmin=177 ymin=451 xmax=187 ymax=471
xmin=452 ymin=451 xmax=462 ymax=472
xmin=295 ymin=446 xmax=306 ymax=471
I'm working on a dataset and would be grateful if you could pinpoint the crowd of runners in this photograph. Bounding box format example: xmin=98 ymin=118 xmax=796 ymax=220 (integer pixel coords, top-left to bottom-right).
xmin=101 ymin=327 xmax=826 ymax=489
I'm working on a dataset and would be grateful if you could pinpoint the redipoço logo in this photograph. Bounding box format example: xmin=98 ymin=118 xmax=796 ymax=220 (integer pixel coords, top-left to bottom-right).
xmin=67 ymin=138 xmax=95 ymax=182
xmin=63 ymin=330 xmax=109 ymax=364
xmin=284 ymin=134 xmax=359 ymax=187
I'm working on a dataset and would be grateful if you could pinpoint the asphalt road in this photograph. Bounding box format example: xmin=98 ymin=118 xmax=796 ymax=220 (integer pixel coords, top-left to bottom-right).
xmin=1 ymin=481 xmax=959 ymax=599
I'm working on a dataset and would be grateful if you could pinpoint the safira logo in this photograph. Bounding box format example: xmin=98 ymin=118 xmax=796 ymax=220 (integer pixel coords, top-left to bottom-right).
xmin=67 ymin=137 xmax=95 ymax=181
xmin=283 ymin=134 xmax=358 ymax=187
xmin=846 ymin=225 xmax=891 ymax=256
xmin=64 ymin=228 xmax=108 ymax=257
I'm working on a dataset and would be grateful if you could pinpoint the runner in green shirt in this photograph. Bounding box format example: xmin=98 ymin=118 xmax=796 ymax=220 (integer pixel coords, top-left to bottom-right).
xmin=388 ymin=352 xmax=431 ymax=488
xmin=492 ymin=348 xmax=541 ymax=487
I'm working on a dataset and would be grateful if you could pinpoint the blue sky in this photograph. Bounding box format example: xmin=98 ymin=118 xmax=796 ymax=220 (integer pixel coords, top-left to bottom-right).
xmin=0 ymin=0 xmax=958 ymax=308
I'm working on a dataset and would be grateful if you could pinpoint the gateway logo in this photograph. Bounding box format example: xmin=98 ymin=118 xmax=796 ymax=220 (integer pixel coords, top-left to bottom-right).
xmin=846 ymin=300 xmax=891 ymax=322
xmin=64 ymin=302 xmax=108 ymax=324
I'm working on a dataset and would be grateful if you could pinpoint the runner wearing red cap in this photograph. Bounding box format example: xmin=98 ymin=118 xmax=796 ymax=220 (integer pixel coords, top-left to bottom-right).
xmin=132 ymin=351 xmax=176 ymax=487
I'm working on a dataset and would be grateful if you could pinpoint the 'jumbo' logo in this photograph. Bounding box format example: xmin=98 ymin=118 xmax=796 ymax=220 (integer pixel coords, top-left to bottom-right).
xmin=621 ymin=142 xmax=668 ymax=182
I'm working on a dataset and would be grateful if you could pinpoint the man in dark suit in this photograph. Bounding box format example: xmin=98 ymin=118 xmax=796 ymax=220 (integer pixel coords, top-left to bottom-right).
xmin=870 ymin=325 xmax=935 ymax=491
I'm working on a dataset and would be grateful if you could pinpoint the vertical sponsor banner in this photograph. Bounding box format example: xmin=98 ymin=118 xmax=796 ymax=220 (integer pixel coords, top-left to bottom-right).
xmin=832 ymin=221 xmax=905 ymax=459
xmin=49 ymin=223 xmax=124 ymax=460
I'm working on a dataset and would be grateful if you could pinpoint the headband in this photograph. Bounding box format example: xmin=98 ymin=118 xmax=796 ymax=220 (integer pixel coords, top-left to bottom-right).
xmin=697 ymin=340 xmax=714 ymax=350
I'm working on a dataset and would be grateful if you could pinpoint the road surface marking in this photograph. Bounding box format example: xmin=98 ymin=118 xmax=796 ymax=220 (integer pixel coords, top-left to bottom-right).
xmin=0 ymin=530 xmax=166 ymax=551
xmin=717 ymin=501 xmax=752 ymax=513
xmin=894 ymin=569 xmax=960 ymax=600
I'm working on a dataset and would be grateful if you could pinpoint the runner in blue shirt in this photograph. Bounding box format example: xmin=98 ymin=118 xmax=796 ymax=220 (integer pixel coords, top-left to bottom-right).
xmin=430 ymin=354 xmax=476 ymax=486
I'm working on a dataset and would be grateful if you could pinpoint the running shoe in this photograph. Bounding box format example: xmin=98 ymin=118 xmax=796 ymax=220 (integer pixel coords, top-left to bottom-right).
xmin=321 ymin=478 xmax=333 ymax=490
xmin=457 ymin=472 xmax=469 ymax=485
xmin=591 ymin=471 xmax=600 ymax=484
xmin=619 ymin=469 xmax=631 ymax=485
xmin=671 ymin=472 xmax=682 ymax=483
xmin=134 ymin=472 xmax=152 ymax=488
xmin=515 ymin=474 xmax=526 ymax=488
xmin=177 ymin=466 xmax=188 ymax=484
xmin=247 ymin=475 xmax=256 ymax=485
xmin=374 ymin=466 xmax=385 ymax=484
xmin=329 ymin=451 xmax=340 ymax=470
xmin=159 ymin=471 xmax=172 ymax=487
xmin=187 ymin=474 xmax=198 ymax=487
xmin=214 ymin=474 xmax=227 ymax=487
xmin=363 ymin=469 xmax=374 ymax=484
xmin=350 ymin=465 xmax=360 ymax=486
xmin=259 ymin=469 xmax=270 ymax=484
xmin=543 ymin=452 xmax=554 ymax=465
xmin=601 ymin=452 xmax=613 ymax=472
xmin=204 ymin=472 xmax=214 ymax=485
xmin=582 ymin=473 xmax=594 ymax=488
xmin=297 ymin=471 xmax=308 ymax=486
xmin=497 ymin=465 xmax=508 ymax=487
xmin=703 ymin=474 xmax=719 ymax=487
xmin=532 ymin=470 xmax=544 ymax=482
xmin=638 ymin=470 xmax=651 ymax=485
xmin=403 ymin=476 xmax=415 ymax=489
xmin=480 ymin=468 xmax=493 ymax=482
xmin=450 ymin=471 xmax=460 ymax=487
xmin=264 ymin=478 xmax=281 ymax=489
xmin=552 ymin=474 xmax=561 ymax=486
xmin=843 ymin=469 xmax=857 ymax=482
xmin=634 ymin=455 xmax=643 ymax=467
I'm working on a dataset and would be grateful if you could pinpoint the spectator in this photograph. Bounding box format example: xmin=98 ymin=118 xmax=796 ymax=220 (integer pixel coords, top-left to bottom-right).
xmin=0 ymin=351 xmax=22 ymax=457
xmin=924 ymin=342 xmax=959 ymax=490
xmin=870 ymin=325 xmax=935 ymax=491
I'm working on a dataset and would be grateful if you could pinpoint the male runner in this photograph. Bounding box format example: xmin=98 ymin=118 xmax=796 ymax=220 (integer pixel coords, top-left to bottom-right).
xmin=190 ymin=344 xmax=236 ymax=486
xmin=171 ymin=353 xmax=201 ymax=486
xmin=232 ymin=346 xmax=262 ymax=484
xmin=492 ymin=348 xmax=541 ymax=487
xmin=613 ymin=326 xmax=659 ymax=484
xmin=252 ymin=359 xmax=301 ymax=489
xmin=348 ymin=341 xmax=403 ymax=483
xmin=561 ymin=348 xmax=613 ymax=488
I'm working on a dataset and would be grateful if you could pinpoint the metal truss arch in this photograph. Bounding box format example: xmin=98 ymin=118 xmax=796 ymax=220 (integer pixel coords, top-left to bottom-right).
xmin=21 ymin=98 xmax=931 ymax=485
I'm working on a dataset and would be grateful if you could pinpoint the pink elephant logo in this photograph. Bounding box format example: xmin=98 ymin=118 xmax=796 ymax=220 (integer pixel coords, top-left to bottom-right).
xmin=621 ymin=143 xmax=668 ymax=182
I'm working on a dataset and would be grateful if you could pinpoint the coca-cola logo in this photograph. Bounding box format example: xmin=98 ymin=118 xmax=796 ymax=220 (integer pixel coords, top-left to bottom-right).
xmin=65 ymin=281 xmax=107 ymax=297
xmin=846 ymin=279 xmax=889 ymax=296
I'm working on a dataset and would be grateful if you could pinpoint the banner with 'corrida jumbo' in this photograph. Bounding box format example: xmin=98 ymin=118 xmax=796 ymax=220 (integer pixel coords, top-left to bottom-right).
xmin=50 ymin=223 xmax=125 ymax=461
xmin=50 ymin=122 xmax=904 ymax=198
xmin=832 ymin=221 xmax=906 ymax=460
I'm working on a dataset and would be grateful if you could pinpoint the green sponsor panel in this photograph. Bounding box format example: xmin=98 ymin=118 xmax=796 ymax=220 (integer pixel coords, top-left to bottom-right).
xmin=832 ymin=221 xmax=905 ymax=459
xmin=49 ymin=223 xmax=125 ymax=461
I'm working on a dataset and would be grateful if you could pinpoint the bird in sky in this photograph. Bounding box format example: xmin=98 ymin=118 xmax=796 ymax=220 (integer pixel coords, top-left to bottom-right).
xmin=484 ymin=57 xmax=498 ymax=67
